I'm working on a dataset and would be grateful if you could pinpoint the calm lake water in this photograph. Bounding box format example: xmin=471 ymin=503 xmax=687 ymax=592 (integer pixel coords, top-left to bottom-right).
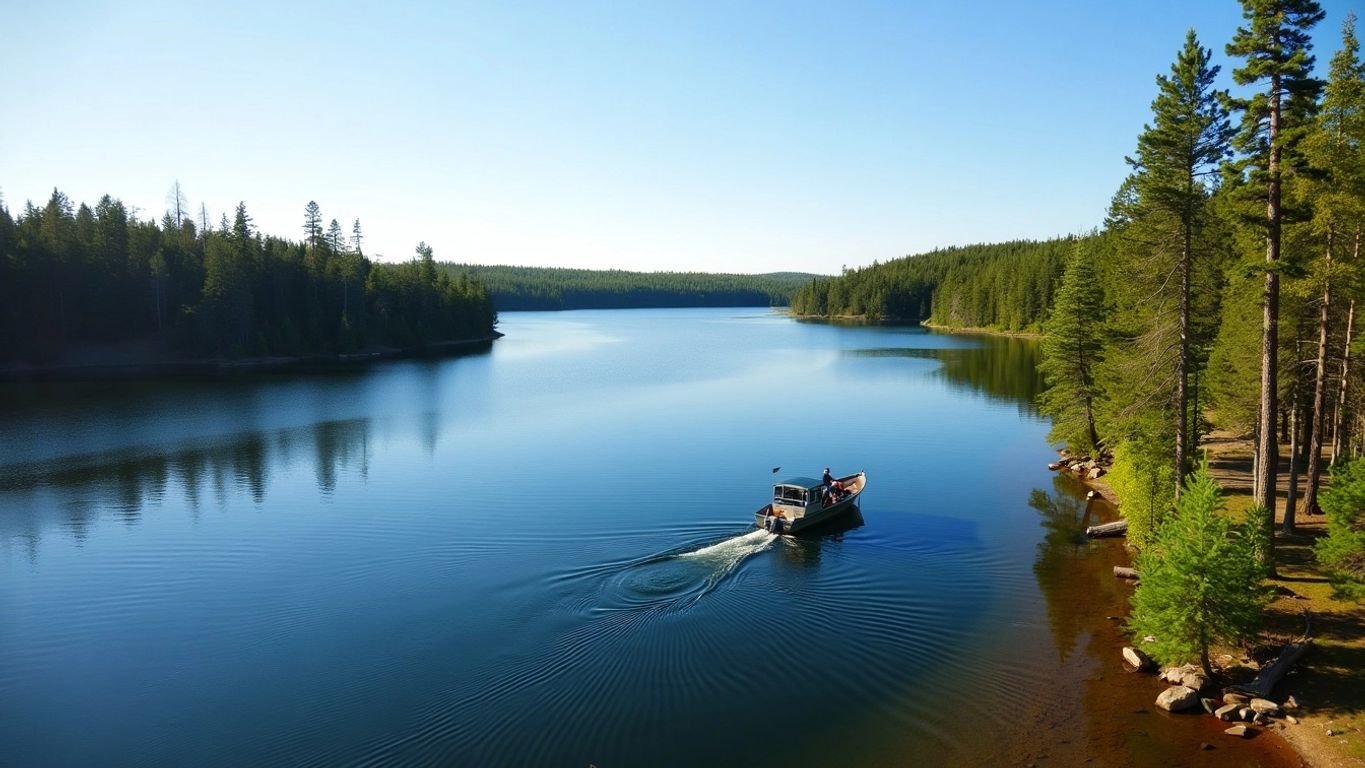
xmin=0 ymin=309 xmax=1296 ymax=767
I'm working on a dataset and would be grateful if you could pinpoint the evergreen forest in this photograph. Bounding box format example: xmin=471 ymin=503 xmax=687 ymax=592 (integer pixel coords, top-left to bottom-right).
xmin=0 ymin=193 xmax=498 ymax=369
xmin=798 ymin=6 xmax=1365 ymax=610
xmin=442 ymin=264 xmax=812 ymax=311
xmin=789 ymin=238 xmax=1076 ymax=329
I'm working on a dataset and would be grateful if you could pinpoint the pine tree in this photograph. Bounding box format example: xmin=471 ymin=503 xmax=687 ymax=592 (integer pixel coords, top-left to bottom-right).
xmin=1121 ymin=30 xmax=1234 ymax=494
xmin=1315 ymin=458 xmax=1365 ymax=600
xmin=303 ymin=200 xmax=322 ymax=255
xmin=1226 ymin=0 xmax=1326 ymax=524
xmin=167 ymin=181 xmax=188 ymax=228
xmin=1301 ymin=14 xmax=1365 ymax=522
xmin=326 ymin=218 xmax=345 ymax=255
xmin=1130 ymin=466 xmax=1273 ymax=676
xmin=1038 ymin=241 xmax=1107 ymax=452
xmin=351 ymin=219 xmax=364 ymax=255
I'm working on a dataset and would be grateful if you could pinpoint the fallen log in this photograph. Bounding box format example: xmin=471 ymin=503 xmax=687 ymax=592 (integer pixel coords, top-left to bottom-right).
xmin=1225 ymin=641 xmax=1311 ymax=699
xmin=1113 ymin=566 xmax=1139 ymax=580
xmin=1086 ymin=519 xmax=1128 ymax=538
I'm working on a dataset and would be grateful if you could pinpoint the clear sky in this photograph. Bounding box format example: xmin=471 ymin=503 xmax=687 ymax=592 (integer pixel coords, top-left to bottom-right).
xmin=2 ymin=1 xmax=1358 ymax=274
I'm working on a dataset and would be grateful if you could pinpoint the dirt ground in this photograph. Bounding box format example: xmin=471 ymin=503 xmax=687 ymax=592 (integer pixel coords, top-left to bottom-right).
xmin=1202 ymin=432 xmax=1365 ymax=768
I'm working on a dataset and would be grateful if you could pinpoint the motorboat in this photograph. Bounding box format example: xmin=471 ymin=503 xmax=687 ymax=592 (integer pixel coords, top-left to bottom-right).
xmin=756 ymin=471 xmax=865 ymax=534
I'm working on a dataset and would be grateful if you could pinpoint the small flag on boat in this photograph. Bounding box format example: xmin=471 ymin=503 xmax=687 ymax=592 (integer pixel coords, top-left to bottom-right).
xmin=772 ymin=466 xmax=781 ymax=474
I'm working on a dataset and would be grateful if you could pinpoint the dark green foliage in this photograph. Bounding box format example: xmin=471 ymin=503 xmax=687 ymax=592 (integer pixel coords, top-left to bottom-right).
xmin=1038 ymin=241 xmax=1107 ymax=453
xmin=1315 ymin=459 xmax=1365 ymax=600
xmin=789 ymin=238 xmax=1075 ymax=329
xmin=446 ymin=264 xmax=811 ymax=311
xmin=1130 ymin=466 xmax=1273 ymax=676
xmin=0 ymin=190 xmax=497 ymax=367
xmin=1126 ymin=30 xmax=1233 ymax=218
xmin=1227 ymin=0 xmax=1326 ymax=171
xmin=1107 ymin=31 xmax=1234 ymax=493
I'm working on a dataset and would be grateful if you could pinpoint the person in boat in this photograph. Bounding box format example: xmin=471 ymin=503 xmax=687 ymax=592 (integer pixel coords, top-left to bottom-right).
xmin=822 ymin=468 xmax=844 ymax=505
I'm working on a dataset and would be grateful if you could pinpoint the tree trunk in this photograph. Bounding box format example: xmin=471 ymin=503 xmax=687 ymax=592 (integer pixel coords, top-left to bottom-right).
xmin=1086 ymin=519 xmax=1128 ymax=538
xmin=1255 ymin=72 xmax=1283 ymax=558
xmin=1332 ymin=231 xmax=1360 ymax=466
xmin=1176 ymin=221 xmax=1192 ymax=499
xmin=1226 ymin=641 xmax=1312 ymax=699
xmin=1284 ymin=374 xmax=1301 ymax=534
xmin=1303 ymin=232 xmax=1333 ymax=515
xmin=1333 ymin=296 xmax=1356 ymax=467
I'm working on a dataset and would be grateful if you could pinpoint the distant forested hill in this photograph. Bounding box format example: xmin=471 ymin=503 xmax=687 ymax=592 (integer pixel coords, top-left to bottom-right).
xmin=789 ymin=237 xmax=1081 ymax=332
xmin=441 ymin=264 xmax=816 ymax=310
xmin=0 ymin=190 xmax=497 ymax=369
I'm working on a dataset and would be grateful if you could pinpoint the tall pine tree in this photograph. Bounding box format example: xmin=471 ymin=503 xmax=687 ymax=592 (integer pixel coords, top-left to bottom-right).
xmin=1120 ymin=29 xmax=1234 ymax=495
xmin=1226 ymin=0 xmax=1325 ymax=533
xmin=1301 ymin=14 xmax=1365 ymax=522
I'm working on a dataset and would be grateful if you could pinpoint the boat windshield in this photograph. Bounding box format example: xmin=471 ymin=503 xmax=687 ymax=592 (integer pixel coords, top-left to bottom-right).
xmin=774 ymin=486 xmax=807 ymax=504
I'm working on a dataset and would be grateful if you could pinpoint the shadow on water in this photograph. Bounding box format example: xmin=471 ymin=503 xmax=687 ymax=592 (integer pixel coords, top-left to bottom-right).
xmin=841 ymin=335 xmax=1043 ymax=414
xmin=775 ymin=506 xmax=865 ymax=568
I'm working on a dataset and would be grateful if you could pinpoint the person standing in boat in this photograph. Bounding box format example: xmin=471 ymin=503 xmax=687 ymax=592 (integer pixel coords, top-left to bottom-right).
xmin=822 ymin=468 xmax=843 ymax=505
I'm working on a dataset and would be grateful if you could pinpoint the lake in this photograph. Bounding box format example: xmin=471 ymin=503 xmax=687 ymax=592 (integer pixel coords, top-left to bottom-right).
xmin=0 ymin=308 xmax=1296 ymax=767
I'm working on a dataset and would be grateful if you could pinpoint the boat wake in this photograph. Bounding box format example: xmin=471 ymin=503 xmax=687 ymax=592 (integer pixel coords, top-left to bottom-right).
xmin=591 ymin=528 xmax=775 ymax=615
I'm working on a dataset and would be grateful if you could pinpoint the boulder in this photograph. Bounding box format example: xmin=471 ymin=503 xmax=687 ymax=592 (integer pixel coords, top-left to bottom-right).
xmin=1201 ymin=698 xmax=1218 ymax=714
xmin=1048 ymin=462 xmax=1063 ymax=471
xmin=1214 ymin=704 xmax=1241 ymax=721
xmin=1284 ymin=695 xmax=1299 ymax=710
xmin=1239 ymin=707 xmax=1253 ymax=721
xmin=1156 ymin=685 xmax=1200 ymax=712
xmin=1286 ymin=715 xmax=1299 ymax=725
xmin=1161 ymin=665 xmax=1207 ymax=691
xmin=1253 ymin=712 xmax=1272 ymax=725
xmin=1223 ymin=693 xmax=1250 ymax=706
xmin=1122 ymin=646 xmax=1153 ymax=671
xmin=1088 ymin=466 xmax=1105 ymax=480
xmin=1249 ymin=698 xmax=1281 ymax=716
xmin=1224 ymin=725 xmax=1252 ymax=738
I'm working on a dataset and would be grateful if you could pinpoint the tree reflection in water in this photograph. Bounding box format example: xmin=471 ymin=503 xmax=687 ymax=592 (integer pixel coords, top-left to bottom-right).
xmin=0 ymin=418 xmax=373 ymax=551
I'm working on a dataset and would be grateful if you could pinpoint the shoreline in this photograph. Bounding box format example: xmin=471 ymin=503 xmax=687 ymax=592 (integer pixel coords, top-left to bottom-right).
xmin=918 ymin=321 xmax=1043 ymax=339
xmin=788 ymin=314 xmax=1045 ymax=339
xmin=0 ymin=333 xmax=503 ymax=382
xmin=1057 ymin=435 xmax=1365 ymax=767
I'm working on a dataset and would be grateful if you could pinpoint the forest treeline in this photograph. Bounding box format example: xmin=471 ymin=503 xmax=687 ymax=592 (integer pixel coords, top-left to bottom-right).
xmin=0 ymin=191 xmax=496 ymax=368
xmin=789 ymin=238 xmax=1076 ymax=330
xmin=442 ymin=264 xmax=812 ymax=311
xmin=800 ymin=4 xmax=1365 ymax=622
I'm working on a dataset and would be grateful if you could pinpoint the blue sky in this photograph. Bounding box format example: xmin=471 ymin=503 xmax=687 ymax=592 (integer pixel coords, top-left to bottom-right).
xmin=2 ymin=1 xmax=1358 ymax=274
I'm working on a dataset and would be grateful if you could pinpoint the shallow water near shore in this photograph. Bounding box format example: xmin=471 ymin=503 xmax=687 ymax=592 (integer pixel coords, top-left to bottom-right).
xmin=0 ymin=308 xmax=1296 ymax=767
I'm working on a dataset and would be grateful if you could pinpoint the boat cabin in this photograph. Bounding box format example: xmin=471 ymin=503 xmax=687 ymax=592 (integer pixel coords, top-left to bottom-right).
xmin=772 ymin=476 xmax=825 ymax=512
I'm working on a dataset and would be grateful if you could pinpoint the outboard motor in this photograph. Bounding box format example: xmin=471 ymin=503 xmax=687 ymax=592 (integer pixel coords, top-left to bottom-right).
xmin=764 ymin=512 xmax=784 ymax=534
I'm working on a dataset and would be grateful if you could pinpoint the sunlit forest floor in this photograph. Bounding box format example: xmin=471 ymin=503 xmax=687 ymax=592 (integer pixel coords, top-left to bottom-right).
xmin=1204 ymin=432 xmax=1365 ymax=767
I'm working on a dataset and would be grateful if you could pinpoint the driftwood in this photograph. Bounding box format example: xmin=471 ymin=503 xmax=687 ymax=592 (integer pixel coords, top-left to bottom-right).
xmin=1086 ymin=519 xmax=1128 ymax=538
xmin=1225 ymin=641 xmax=1312 ymax=699
xmin=1113 ymin=566 xmax=1139 ymax=580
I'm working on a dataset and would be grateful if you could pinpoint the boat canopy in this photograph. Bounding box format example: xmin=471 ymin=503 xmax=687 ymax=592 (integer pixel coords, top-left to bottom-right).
xmin=776 ymin=476 xmax=822 ymax=490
